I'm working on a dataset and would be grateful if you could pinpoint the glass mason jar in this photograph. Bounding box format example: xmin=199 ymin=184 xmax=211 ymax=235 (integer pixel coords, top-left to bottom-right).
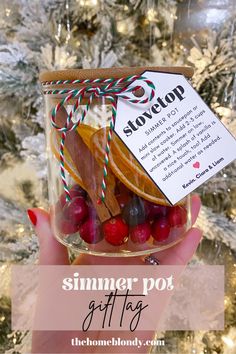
xmin=40 ymin=66 xmax=192 ymax=257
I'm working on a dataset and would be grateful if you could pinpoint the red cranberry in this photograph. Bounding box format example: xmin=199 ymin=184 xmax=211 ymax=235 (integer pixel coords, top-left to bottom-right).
xmin=145 ymin=201 xmax=169 ymax=220
xmin=60 ymin=186 xmax=86 ymax=207
xmin=70 ymin=184 xmax=87 ymax=197
xmin=55 ymin=202 xmax=79 ymax=234
xmin=102 ymin=216 xmax=129 ymax=246
xmin=79 ymin=217 xmax=103 ymax=244
xmin=116 ymin=193 xmax=131 ymax=209
xmin=152 ymin=217 xmax=170 ymax=242
xmin=130 ymin=222 xmax=151 ymax=244
xmin=87 ymin=204 xmax=98 ymax=219
xmin=63 ymin=197 xmax=88 ymax=225
xmin=168 ymin=206 xmax=187 ymax=227
xmin=57 ymin=217 xmax=80 ymax=234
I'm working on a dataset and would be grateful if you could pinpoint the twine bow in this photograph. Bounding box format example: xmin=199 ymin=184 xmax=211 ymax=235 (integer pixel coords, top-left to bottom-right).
xmin=42 ymin=75 xmax=155 ymax=204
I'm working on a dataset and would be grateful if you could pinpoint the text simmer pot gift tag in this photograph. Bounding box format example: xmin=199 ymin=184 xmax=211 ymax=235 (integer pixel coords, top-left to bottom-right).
xmin=114 ymin=71 xmax=236 ymax=205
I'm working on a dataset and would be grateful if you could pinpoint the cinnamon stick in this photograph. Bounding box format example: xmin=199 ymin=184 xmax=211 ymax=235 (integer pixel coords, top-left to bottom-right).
xmin=55 ymin=107 xmax=121 ymax=222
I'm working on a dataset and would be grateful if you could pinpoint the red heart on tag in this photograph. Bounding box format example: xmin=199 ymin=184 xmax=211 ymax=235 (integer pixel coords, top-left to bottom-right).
xmin=193 ymin=161 xmax=200 ymax=169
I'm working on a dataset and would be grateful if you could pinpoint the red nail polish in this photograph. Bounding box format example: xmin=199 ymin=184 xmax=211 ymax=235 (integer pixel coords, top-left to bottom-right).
xmin=27 ymin=209 xmax=37 ymax=226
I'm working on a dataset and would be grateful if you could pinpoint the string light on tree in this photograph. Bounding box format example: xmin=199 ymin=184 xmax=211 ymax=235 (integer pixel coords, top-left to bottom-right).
xmin=146 ymin=8 xmax=157 ymax=22
xmin=170 ymin=12 xmax=178 ymax=20
xmin=222 ymin=335 xmax=235 ymax=348
xmin=5 ymin=8 xmax=11 ymax=17
xmin=65 ymin=0 xmax=71 ymax=44
xmin=116 ymin=21 xmax=127 ymax=34
xmin=224 ymin=296 xmax=231 ymax=308
xmin=54 ymin=20 xmax=62 ymax=43
xmin=76 ymin=0 xmax=97 ymax=6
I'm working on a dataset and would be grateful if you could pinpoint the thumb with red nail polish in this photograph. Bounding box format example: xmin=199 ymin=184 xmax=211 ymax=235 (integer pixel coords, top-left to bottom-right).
xmin=27 ymin=208 xmax=69 ymax=265
xmin=27 ymin=209 xmax=37 ymax=226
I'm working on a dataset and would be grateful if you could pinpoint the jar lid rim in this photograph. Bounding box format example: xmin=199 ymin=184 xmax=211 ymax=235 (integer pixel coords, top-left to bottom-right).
xmin=39 ymin=66 xmax=194 ymax=83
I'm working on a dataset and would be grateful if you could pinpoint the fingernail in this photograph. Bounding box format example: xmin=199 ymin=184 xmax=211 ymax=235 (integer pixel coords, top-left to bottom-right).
xmin=27 ymin=209 xmax=37 ymax=226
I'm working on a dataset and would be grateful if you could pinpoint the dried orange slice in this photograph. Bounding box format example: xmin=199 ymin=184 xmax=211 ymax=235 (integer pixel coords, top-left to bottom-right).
xmin=90 ymin=128 xmax=170 ymax=206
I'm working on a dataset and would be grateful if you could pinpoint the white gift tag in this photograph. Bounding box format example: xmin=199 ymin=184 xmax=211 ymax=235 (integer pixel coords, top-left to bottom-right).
xmin=114 ymin=71 xmax=236 ymax=205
